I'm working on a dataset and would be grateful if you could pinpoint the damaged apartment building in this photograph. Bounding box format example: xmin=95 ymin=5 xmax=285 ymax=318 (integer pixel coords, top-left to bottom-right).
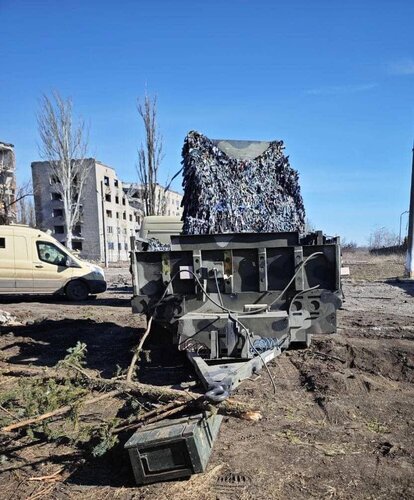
xmin=0 ymin=141 xmax=17 ymax=224
xmin=32 ymin=159 xmax=143 ymax=262
xmin=123 ymin=182 xmax=183 ymax=217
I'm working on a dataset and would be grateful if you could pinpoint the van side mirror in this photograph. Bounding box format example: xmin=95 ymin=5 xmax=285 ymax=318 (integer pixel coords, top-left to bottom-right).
xmin=65 ymin=258 xmax=73 ymax=267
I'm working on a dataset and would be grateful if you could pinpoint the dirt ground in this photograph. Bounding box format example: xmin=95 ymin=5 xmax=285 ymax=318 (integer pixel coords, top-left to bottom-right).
xmin=0 ymin=251 xmax=413 ymax=499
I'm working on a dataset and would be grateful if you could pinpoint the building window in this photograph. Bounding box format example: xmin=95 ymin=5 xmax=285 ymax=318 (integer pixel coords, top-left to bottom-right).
xmin=108 ymin=242 xmax=114 ymax=250
xmin=115 ymin=195 xmax=119 ymax=204
xmin=118 ymin=243 xmax=122 ymax=250
xmin=136 ymin=215 xmax=140 ymax=223
xmin=104 ymin=176 xmax=109 ymax=186
xmin=123 ymin=212 xmax=126 ymax=220
xmin=73 ymin=225 xmax=82 ymax=236
xmin=107 ymin=226 xmax=113 ymax=233
xmin=106 ymin=210 xmax=112 ymax=218
xmin=124 ymin=242 xmax=128 ymax=250
xmin=72 ymin=241 xmax=83 ymax=251
xmin=54 ymin=225 xmax=64 ymax=234
xmin=53 ymin=209 xmax=63 ymax=217
xmin=0 ymin=237 xmax=5 ymax=249
xmin=50 ymin=175 xmax=61 ymax=184
xmin=116 ymin=212 xmax=119 ymax=219
xmin=117 ymin=227 xmax=121 ymax=234
xmin=105 ymin=194 xmax=111 ymax=202
xmin=122 ymin=198 xmax=126 ymax=206
xmin=129 ymin=214 xmax=132 ymax=222
xmin=123 ymin=228 xmax=127 ymax=234
xmin=114 ymin=179 xmax=119 ymax=187
xmin=51 ymin=192 xmax=62 ymax=201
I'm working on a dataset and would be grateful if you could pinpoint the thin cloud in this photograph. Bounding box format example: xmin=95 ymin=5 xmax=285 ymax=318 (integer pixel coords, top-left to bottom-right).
xmin=388 ymin=58 xmax=414 ymax=75
xmin=305 ymin=83 xmax=378 ymax=96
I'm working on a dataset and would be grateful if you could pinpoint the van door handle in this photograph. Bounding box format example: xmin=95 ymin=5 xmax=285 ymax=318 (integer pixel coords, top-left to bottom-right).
xmin=35 ymin=264 xmax=44 ymax=268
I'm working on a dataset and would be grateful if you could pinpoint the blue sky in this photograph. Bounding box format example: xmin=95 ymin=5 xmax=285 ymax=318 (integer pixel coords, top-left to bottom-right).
xmin=1 ymin=0 xmax=413 ymax=244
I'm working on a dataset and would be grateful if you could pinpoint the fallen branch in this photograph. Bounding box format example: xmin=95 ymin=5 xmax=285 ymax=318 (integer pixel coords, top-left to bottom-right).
xmin=0 ymin=363 xmax=258 ymax=432
xmin=28 ymin=466 xmax=65 ymax=482
xmin=0 ymin=365 xmax=60 ymax=378
xmin=1 ymin=390 xmax=121 ymax=433
xmin=126 ymin=316 xmax=153 ymax=383
xmin=61 ymin=361 xmax=92 ymax=379
xmin=1 ymin=363 xmax=255 ymax=412
xmin=0 ymin=364 xmax=92 ymax=379
xmin=0 ymin=404 xmax=20 ymax=420
xmin=313 ymin=351 xmax=346 ymax=364
xmin=113 ymin=400 xmax=193 ymax=434
xmin=27 ymin=483 xmax=56 ymax=500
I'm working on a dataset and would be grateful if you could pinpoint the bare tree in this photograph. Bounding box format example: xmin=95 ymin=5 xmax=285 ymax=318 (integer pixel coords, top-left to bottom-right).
xmin=136 ymin=93 xmax=164 ymax=215
xmin=304 ymin=217 xmax=315 ymax=233
xmin=368 ymin=227 xmax=399 ymax=250
xmin=17 ymin=195 xmax=36 ymax=227
xmin=37 ymin=92 xmax=90 ymax=249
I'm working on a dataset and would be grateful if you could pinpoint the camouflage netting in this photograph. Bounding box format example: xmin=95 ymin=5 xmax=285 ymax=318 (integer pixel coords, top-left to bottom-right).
xmin=181 ymin=131 xmax=305 ymax=235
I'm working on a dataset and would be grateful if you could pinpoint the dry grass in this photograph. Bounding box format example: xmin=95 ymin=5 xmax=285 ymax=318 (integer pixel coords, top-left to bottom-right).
xmin=342 ymin=250 xmax=405 ymax=281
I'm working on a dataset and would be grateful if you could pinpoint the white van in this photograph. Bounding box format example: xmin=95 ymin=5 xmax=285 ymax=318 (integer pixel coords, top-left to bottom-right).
xmin=0 ymin=225 xmax=106 ymax=301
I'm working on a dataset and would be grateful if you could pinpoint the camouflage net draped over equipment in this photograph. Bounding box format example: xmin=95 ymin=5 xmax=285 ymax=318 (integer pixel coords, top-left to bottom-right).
xmin=181 ymin=131 xmax=305 ymax=235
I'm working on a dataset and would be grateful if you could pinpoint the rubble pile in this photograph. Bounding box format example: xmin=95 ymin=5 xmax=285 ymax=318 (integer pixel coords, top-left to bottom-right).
xmin=0 ymin=310 xmax=19 ymax=326
xmin=181 ymin=131 xmax=305 ymax=235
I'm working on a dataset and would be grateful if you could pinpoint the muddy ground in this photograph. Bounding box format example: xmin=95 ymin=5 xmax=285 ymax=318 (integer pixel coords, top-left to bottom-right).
xmin=0 ymin=251 xmax=413 ymax=499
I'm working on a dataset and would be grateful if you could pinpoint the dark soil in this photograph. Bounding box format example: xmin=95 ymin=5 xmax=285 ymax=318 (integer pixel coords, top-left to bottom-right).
xmin=1 ymin=255 xmax=413 ymax=499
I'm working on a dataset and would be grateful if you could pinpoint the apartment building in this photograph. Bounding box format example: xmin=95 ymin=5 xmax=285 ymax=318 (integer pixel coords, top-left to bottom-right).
xmin=32 ymin=159 xmax=142 ymax=262
xmin=163 ymin=186 xmax=183 ymax=217
xmin=123 ymin=182 xmax=183 ymax=217
xmin=0 ymin=141 xmax=17 ymax=224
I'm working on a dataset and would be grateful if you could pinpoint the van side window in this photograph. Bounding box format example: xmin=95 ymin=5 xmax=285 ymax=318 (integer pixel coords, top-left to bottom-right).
xmin=37 ymin=242 xmax=68 ymax=266
xmin=0 ymin=237 xmax=5 ymax=249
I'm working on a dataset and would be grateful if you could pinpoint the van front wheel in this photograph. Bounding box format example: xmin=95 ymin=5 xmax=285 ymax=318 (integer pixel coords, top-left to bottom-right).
xmin=66 ymin=280 xmax=89 ymax=301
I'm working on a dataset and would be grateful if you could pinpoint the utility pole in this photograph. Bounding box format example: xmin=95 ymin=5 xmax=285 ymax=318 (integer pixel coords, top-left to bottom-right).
xmin=405 ymin=142 xmax=414 ymax=277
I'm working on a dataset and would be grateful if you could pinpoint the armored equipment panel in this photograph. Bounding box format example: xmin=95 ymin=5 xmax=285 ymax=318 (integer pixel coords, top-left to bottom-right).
xmin=131 ymin=231 xmax=341 ymax=336
xmin=130 ymin=230 xmax=342 ymax=401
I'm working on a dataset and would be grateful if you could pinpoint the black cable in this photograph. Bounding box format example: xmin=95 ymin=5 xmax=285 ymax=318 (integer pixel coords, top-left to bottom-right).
xmin=230 ymin=314 xmax=278 ymax=394
xmin=213 ymin=268 xmax=224 ymax=307
xmin=183 ymin=251 xmax=324 ymax=316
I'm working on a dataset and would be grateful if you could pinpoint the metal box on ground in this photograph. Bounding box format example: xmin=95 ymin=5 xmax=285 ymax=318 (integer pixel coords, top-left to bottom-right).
xmin=125 ymin=412 xmax=223 ymax=485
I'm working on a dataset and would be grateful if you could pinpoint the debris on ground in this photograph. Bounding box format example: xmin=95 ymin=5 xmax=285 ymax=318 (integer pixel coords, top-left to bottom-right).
xmin=0 ymin=310 xmax=21 ymax=327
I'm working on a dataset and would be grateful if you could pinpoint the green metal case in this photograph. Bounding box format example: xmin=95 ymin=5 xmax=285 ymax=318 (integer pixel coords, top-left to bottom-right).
xmin=124 ymin=412 xmax=222 ymax=485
